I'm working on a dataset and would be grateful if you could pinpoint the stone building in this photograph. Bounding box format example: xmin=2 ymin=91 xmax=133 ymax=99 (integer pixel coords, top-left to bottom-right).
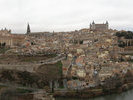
xmin=0 ymin=28 xmax=25 ymax=47
xmin=0 ymin=36 xmax=13 ymax=46
xmin=0 ymin=28 xmax=13 ymax=46
xmin=90 ymin=21 xmax=109 ymax=31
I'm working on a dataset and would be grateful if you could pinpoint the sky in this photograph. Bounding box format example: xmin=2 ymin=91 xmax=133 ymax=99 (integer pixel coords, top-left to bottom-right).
xmin=0 ymin=0 xmax=133 ymax=33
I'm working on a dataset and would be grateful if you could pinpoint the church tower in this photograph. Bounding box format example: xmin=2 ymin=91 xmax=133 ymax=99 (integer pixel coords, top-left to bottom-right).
xmin=27 ymin=23 xmax=31 ymax=34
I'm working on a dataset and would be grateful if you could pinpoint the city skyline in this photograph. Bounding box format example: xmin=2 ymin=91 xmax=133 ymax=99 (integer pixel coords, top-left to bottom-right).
xmin=0 ymin=0 xmax=133 ymax=33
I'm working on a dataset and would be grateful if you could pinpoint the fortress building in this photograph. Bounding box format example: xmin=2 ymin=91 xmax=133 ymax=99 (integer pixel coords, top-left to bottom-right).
xmin=90 ymin=21 xmax=109 ymax=31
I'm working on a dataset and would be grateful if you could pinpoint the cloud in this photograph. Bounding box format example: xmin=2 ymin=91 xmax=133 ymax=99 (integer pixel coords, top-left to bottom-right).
xmin=0 ymin=0 xmax=132 ymax=33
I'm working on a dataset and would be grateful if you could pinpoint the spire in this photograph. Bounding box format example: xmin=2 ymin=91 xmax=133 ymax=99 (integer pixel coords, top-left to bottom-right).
xmin=92 ymin=21 xmax=95 ymax=24
xmin=106 ymin=21 xmax=108 ymax=25
xmin=27 ymin=23 xmax=31 ymax=34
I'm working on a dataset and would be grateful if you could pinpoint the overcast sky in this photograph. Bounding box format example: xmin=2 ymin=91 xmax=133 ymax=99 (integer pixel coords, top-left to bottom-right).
xmin=0 ymin=0 xmax=133 ymax=33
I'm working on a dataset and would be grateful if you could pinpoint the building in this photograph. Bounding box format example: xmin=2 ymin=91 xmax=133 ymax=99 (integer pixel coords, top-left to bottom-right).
xmin=90 ymin=21 xmax=109 ymax=31
xmin=0 ymin=28 xmax=25 ymax=47
xmin=0 ymin=28 xmax=13 ymax=46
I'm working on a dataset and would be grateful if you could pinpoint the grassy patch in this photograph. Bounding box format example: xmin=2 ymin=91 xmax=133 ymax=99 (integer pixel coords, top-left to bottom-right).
xmin=0 ymin=85 xmax=7 ymax=90
xmin=55 ymin=61 xmax=63 ymax=76
xmin=90 ymin=89 xmax=103 ymax=92
xmin=16 ymin=88 xmax=33 ymax=94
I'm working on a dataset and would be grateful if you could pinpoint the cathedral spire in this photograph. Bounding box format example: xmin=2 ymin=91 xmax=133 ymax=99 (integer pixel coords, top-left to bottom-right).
xmin=106 ymin=21 xmax=108 ymax=25
xmin=27 ymin=23 xmax=31 ymax=34
xmin=92 ymin=21 xmax=95 ymax=24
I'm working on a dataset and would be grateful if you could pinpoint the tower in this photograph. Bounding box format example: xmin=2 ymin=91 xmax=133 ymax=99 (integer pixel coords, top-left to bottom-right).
xmin=91 ymin=21 xmax=95 ymax=30
xmin=27 ymin=23 xmax=31 ymax=34
xmin=106 ymin=21 xmax=109 ymax=30
xmin=90 ymin=23 xmax=92 ymax=29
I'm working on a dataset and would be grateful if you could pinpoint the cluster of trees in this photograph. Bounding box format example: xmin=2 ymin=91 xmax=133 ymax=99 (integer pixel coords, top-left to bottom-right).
xmin=116 ymin=31 xmax=133 ymax=39
xmin=0 ymin=70 xmax=46 ymax=88
xmin=102 ymin=73 xmax=122 ymax=90
xmin=0 ymin=47 xmax=10 ymax=54
xmin=102 ymin=70 xmax=133 ymax=93
xmin=118 ymin=40 xmax=126 ymax=48
xmin=0 ymin=43 xmax=6 ymax=47
xmin=70 ymin=39 xmax=83 ymax=44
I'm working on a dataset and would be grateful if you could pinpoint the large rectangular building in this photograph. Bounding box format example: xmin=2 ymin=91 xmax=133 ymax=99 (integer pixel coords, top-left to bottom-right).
xmin=90 ymin=21 xmax=109 ymax=31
